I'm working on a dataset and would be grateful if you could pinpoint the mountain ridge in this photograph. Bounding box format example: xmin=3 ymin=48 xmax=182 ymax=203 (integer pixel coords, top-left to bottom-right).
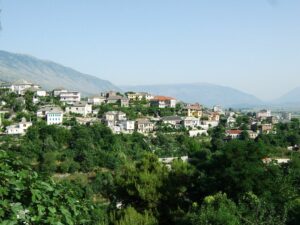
xmin=273 ymin=87 xmax=300 ymax=104
xmin=0 ymin=50 xmax=119 ymax=95
xmin=2 ymin=50 xmax=300 ymax=108
xmin=121 ymin=83 xmax=263 ymax=108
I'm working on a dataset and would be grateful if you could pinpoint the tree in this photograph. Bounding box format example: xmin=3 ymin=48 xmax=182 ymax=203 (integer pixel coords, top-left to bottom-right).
xmin=210 ymin=125 xmax=225 ymax=150
xmin=198 ymin=140 xmax=271 ymax=199
xmin=182 ymin=193 xmax=240 ymax=225
xmin=114 ymin=207 xmax=157 ymax=225
xmin=0 ymin=150 xmax=98 ymax=224
xmin=113 ymin=154 xmax=168 ymax=213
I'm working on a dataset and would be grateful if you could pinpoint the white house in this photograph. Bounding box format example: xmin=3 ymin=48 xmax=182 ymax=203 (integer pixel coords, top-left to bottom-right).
xmin=183 ymin=117 xmax=200 ymax=129
xmin=159 ymin=156 xmax=189 ymax=164
xmin=37 ymin=106 xmax=64 ymax=125
xmin=198 ymin=124 xmax=210 ymax=130
xmin=37 ymin=106 xmax=62 ymax=117
xmin=213 ymin=105 xmax=224 ymax=115
xmin=46 ymin=111 xmax=63 ymax=125
xmin=106 ymin=96 xmax=129 ymax=107
xmin=247 ymin=130 xmax=259 ymax=139
xmin=201 ymin=120 xmax=219 ymax=128
xmin=53 ymin=88 xmax=68 ymax=97
xmin=103 ymin=111 xmax=127 ymax=123
xmin=150 ymin=96 xmax=176 ymax=108
xmin=256 ymin=110 xmax=271 ymax=119
xmin=281 ymin=112 xmax=292 ymax=121
xmin=66 ymin=101 xmax=92 ymax=117
xmin=226 ymin=130 xmax=243 ymax=139
xmin=227 ymin=116 xmax=236 ymax=127
xmin=189 ymin=129 xmax=208 ymax=137
xmin=76 ymin=117 xmax=100 ymax=125
xmin=119 ymin=120 xmax=135 ymax=133
xmin=0 ymin=80 xmax=40 ymax=95
xmin=23 ymin=87 xmax=47 ymax=97
xmin=88 ymin=96 xmax=106 ymax=105
xmin=60 ymin=91 xmax=81 ymax=104
xmin=126 ymin=92 xmax=154 ymax=101
xmin=136 ymin=118 xmax=155 ymax=133
xmin=6 ymin=118 xmax=32 ymax=135
xmin=263 ymin=157 xmax=291 ymax=165
xmin=36 ymin=90 xmax=47 ymax=97
xmin=102 ymin=111 xmax=134 ymax=133
xmin=111 ymin=125 xmax=122 ymax=134
xmin=159 ymin=156 xmax=189 ymax=168
xmin=161 ymin=116 xmax=182 ymax=127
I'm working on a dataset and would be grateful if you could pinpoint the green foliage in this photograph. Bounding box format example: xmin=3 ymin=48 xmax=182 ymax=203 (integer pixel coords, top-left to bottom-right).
xmin=238 ymin=192 xmax=286 ymax=225
xmin=0 ymin=150 xmax=99 ymax=224
xmin=24 ymin=91 xmax=38 ymax=112
xmin=183 ymin=193 xmax=240 ymax=225
xmin=114 ymin=207 xmax=157 ymax=225
xmin=287 ymin=198 xmax=300 ymax=225
xmin=1 ymin=86 xmax=300 ymax=224
xmin=236 ymin=115 xmax=250 ymax=127
xmin=114 ymin=154 xmax=168 ymax=212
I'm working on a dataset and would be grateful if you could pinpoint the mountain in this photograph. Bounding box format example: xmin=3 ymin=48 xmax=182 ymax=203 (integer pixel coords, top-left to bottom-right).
xmin=121 ymin=83 xmax=263 ymax=108
xmin=274 ymin=87 xmax=300 ymax=105
xmin=0 ymin=50 xmax=119 ymax=95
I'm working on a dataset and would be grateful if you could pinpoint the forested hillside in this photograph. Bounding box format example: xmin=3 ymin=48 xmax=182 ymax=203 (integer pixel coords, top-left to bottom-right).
xmin=1 ymin=88 xmax=300 ymax=225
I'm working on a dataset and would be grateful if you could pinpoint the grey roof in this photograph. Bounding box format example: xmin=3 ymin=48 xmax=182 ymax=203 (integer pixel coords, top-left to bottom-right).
xmin=136 ymin=118 xmax=153 ymax=124
xmin=12 ymin=79 xmax=33 ymax=85
xmin=53 ymin=87 xmax=67 ymax=91
xmin=0 ymin=82 xmax=13 ymax=87
xmin=38 ymin=105 xmax=63 ymax=113
xmin=23 ymin=87 xmax=41 ymax=92
xmin=60 ymin=91 xmax=80 ymax=94
xmin=71 ymin=101 xmax=89 ymax=107
xmin=105 ymin=111 xmax=126 ymax=115
xmin=89 ymin=95 xmax=106 ymax=99
xmin=161 ymin=116 xmax=182 ymax=121
xmin=107 ymin=96 xmax=128 ymax=101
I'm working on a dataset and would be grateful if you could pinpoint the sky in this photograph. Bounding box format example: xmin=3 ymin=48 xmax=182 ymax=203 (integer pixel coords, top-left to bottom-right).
xmin=0 ymin=0 xmax=300 ymax=100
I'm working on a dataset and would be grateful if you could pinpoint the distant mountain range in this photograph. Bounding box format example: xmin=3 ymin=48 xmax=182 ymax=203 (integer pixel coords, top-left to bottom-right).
xmin=273 ymin=87 xmax=300 ymax=105
xmin=1 ymin=50 xmax=300 ymax=108
xmin=0 ymin=50 xmax=119 ymax=95
xmin=121 ymin=83 xmax=263 ymax=108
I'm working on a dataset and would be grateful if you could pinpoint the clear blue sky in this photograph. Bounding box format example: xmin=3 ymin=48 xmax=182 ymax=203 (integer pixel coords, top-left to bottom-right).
xmin=0 ymin=0 xmax=300 ymax=100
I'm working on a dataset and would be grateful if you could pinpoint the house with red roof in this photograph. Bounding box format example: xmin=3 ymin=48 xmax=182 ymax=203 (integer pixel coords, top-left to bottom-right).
xmin=226 ymin=129 xmax=243 ymax=139
xmin=150 ymin=96 xmax=176 ymax=108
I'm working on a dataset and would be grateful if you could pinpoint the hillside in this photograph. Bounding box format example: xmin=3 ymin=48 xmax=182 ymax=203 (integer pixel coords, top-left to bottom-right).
xmin=0 ymin=50 xmax=119 ymax=95
xmin=122 ymin=83 xmax=263 ymax=107
xmin=274 ymin=87 xmax=300 ymax=105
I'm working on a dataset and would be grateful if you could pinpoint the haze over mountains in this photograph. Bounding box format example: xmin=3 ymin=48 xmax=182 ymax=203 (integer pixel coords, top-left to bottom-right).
xmin=121 ymin=84 xmax=263 ymax=107
xmin=0 ymin=50 xmax=119 ymax=95
xmin=0 ymin=50 xmax=299 ymax=108
xmin=273 ymin=87 xmax=300 ymax=105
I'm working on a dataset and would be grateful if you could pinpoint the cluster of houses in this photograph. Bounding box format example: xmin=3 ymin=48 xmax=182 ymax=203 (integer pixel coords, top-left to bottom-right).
xmin=100 ymin=101 xmax=221 ymax=135
xmin=0 ymin=79 xmax=46 ymax=97
xmin=0 ymin=80 xmax=189 ymax=135
xmin=225 ymin=109 xmax=292 ymax=140
xmin=0 ymin=80 xmax=294 ymax=140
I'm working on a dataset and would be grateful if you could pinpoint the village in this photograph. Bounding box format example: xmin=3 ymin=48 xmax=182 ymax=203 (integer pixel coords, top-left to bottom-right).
xmin=0 ymin=80 xmax=293 ymax=145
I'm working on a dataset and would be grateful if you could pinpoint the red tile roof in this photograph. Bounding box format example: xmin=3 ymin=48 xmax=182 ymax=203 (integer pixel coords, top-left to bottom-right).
xmin=226 ymin=130 xmax=242 ymax=135
xmin=152 ymin=96 xmax=175 ymax=101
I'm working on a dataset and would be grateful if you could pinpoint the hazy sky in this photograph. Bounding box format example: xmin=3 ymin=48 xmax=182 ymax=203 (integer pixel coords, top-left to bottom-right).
xmin=0 ymin=0 xmax=300 ymax=100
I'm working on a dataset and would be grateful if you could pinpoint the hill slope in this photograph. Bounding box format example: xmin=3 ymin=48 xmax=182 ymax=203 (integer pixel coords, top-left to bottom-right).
xmin=0 ymin=50 xmax=119 ymax=95
xmin=122 ymin=83 xmax=263 ymax=107
xmin=274 ymin=87 xmax=300 ymax=104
